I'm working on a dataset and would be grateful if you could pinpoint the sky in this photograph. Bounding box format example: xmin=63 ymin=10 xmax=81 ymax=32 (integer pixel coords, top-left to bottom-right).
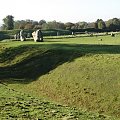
xmin=0 ymin=0 xmax=120 ymax=25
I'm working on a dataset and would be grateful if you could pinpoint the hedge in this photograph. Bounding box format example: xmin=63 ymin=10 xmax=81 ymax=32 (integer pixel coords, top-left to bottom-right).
xmin=0 ymin=29 xmax=72 ymax=40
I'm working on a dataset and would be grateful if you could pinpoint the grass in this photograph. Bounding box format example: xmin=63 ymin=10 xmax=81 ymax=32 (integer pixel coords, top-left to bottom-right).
xmin=0 ymin=34 xmax=120 ymax=119
xmin=1 ymin=83 xmax=112 ymax=120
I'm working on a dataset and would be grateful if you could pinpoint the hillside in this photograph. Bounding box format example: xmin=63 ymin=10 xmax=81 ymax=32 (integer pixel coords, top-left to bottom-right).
xmin=0 ymin=35 xmax=120 ymax=119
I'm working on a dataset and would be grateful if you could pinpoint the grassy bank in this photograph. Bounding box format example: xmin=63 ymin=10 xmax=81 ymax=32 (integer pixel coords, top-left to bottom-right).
xmin=1 ymin=83 xmax=112 ymax=120
xmin=0 ymin=35 xmax=120 ymax=119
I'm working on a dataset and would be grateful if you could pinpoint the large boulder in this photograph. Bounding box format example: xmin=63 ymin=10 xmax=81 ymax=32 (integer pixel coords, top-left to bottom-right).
xmin=32 ymin=29 xmax=43 ymax=42
xmin=20 ymin=30 xmax=26 ymax=41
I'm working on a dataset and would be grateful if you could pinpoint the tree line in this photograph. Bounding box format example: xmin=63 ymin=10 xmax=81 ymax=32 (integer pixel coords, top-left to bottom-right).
xmin=1 ymin=15 xmax=120 ymax=31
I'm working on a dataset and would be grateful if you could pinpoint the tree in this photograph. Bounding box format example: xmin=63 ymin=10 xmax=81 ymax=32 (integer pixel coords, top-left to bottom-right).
xmin=2 ymin=15 xmax=14 ymax=30
xmin=65 ymin=22 xmax=75 ymax=30
xmin=24 ymin=23 xmax=34 ymax=29
xmin=34 ymin=25 xmax=42 ymax=29
xmin=18 ymin=20 xmax=26 ymax=29
xmin=41 ymin=21 xmax=65 ymax=30
xmin=77 ymin=22 xmax=88 ymax=29
xmin=96 ymin=19 xmax=106 ymax=29
xmin=106 ymin=18 xmax=120 ymax=30
xmin=39 ymin=20 xmax=46 ymax=25
xmin=42 ymin=23 xmax=49 ymax=30
xmin=93 ymin=22 xmax=98 ymax=29
xmin=32 ymin=21 xmax=39 ymax=26
xmin=14 ymin=20 xmax=38 ymax=29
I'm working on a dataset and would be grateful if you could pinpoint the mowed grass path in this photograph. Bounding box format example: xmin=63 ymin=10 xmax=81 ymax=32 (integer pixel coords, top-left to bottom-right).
xmin=0 ymin=35 xmax=120 ymax=119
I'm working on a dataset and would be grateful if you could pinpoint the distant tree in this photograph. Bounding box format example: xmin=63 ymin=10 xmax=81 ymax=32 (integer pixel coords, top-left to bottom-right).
xmin=77 ymin=22 xmax=88 ymax=29
xmin=57 ymin=22 xmax=65 ymax=29
xmin=18 ymin=20 xmax=26 ymax=29
xmin=65 ymin=22 xmax=75 ymax=30
xmin=71 ymin=25 xmax=76 ymax=29
xmin=34 ymin=25 xmax=42 ymax=29
xmin=47 ymin=21 xmax=59 ymax=29
xmin=93 ymin=22 xmax=98 ymax=29
xmin=112 ymin=18 xmax=120 ymax=28
xmin=39 ymin=20 xmax=46 ymax=25
xmin=73 ymin=23 xmax=79 ymax=29
xmin=41 ymin=21 xmax=65 ymax=30
xmin=96 ymin=19 xmax=106 ymax=29
xmin=32 ymin=21 xmax=39 ymax=26
xmin=14 ymin=20 xmax=20 ymax=29
xmin=106 ymin=18 xmax=120 ymax=30
xmin=24 ymin=23 xmax=34 ymax=29
xmin=0 ymin=24 xmax=6 ymax=30
xmin=78 ymin=21 xmax=88 ymax=29
xmin=14 ymin=20 xmax=39 ymax=29
xmin=2 ymin=15 xmax=14 ymax=30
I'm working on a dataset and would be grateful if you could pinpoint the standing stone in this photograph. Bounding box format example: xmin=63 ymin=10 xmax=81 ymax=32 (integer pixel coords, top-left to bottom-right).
xmin=57 ymin=32 xmax=60 ymax=36
xmin=20 ymin=30 xmax=26 ymax=41
xmin=14 ymin=34 xmax=17 ymax=40
xmin=39 ymin=30 xmax=43 ymax=42
xmin=17 ymin=33 xmax=20 ymax=39
xmin=32 ymin=29 xmax=43 ymax=42
xmin=32 ymin=31 xmax=36 ymax=42
xmin=14 ymin=33 xmax=20 ymax=40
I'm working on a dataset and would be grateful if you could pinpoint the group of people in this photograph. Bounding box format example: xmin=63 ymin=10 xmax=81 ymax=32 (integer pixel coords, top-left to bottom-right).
xmin=14 ymin=29 xmax=43 ymax=42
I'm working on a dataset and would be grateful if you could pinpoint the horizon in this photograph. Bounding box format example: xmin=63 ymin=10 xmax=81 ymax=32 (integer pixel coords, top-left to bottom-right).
xmin=0 ymin=0 xmax=120 ymax=24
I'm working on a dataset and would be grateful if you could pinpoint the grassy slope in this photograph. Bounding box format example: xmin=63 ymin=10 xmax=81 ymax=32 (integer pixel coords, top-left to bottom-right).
xmin=0 ymin=35 xmax=120 ymax=119
xmin=1 ymin=83 xmax=110 ymax=120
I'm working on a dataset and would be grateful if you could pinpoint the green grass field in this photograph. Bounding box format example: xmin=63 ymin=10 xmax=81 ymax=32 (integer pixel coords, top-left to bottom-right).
xmin=0 ymin=34 xmax=120 ymax=119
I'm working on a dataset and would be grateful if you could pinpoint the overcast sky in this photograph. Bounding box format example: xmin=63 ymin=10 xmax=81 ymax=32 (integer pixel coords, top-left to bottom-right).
xmin=0 ymin=0 xmax=120 ymax=24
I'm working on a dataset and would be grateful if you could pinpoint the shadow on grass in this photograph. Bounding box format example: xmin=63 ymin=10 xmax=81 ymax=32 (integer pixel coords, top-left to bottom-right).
xmin=0 ymin=43 xmax=120 ymax=83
